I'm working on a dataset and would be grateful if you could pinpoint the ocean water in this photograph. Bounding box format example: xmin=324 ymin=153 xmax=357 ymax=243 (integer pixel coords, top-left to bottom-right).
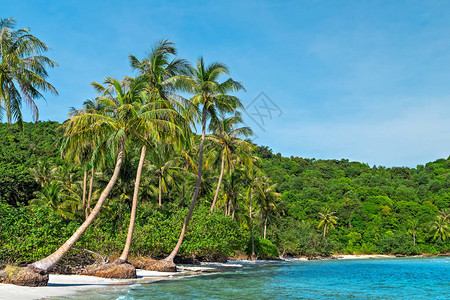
xmin=61 ymin=257 xmax=449 ymax=299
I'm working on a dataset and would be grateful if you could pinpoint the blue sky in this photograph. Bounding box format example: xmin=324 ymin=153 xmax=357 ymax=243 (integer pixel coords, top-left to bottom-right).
xmin=4 ymin=0 xmax=450 ymax=167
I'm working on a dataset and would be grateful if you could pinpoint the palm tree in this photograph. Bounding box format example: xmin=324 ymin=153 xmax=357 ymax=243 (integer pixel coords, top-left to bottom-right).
xmin=29 ymin=160 xmax=57 ymax=187
xmin=317 ymin=208 xmax=338 ymax=237
xmin=0 ymin=18 xmax=58 ymax=128
xmin=438 ymin=208 xmax=450 ymax=222
xmin=243 ymin=165 xmax=263 ymax=259
xmin=65 ymin=98 xmax=106 ymax=218
xmin=148 ymin=141 xmax=183 ymax=208
xmin=30 ymin=181 xmax=79 ymax=220
xmin=23 ymin=76 xmax=150 ymax=281
xmin=223 ymin=166 xmax=246 ymax=220
xmin=431 ymin=214 xmax=449 ymax=241
xmin=408 ymin=218 xmax=419 ymax=245
xmin=257 ymin=180 xmax=280 ymax=239
xmin=207 ymin=112 xmax=253 ymax=213
xmin=177 ymin=133 xmax=198 ymax=207
xmin=60 ymin=132 xmax=93 ymax=220
xmin=115 ymin=40 xmax=188 ymax=265
xmin=163 ymin=57 xmax=244 ymax=264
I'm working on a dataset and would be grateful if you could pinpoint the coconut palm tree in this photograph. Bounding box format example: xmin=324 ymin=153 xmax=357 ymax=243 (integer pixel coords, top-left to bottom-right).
xmin=257 ymin=180 xmax=280 ymax=239
xmin=408 ymin=218 xmax=419 ymax=245
xmin=243 ymin=165 xmax=263 ymax=259
xmin=318 ymin=208 xmax=338 ymax=237
xmin=163 ymin=57 xmax=244 ymax=264
xmin=19 ymin=76 xmax=152 ymax=283
xmin=431 ymin=213 xmax=449 ymax=241
xmin=223 ymin=166 xmax=246 ymax=220
xmin=29 ymin=160 xmax=57 ymax=187
xmin=0 ymin=17 xmax=58 ymax=128
xmin=177 ymin=133 xmax=198 ymax=207
xmin=147 ymin=141 xmax=183 ymax=208
xmin=115 ymin=40 xmax=189 ymax=265
xmin=65 ymin=98 xmax=106 ymax=218
xmin=30 ymin=181 xmax=80 ymax=220
xmin=207 ymin=112 xmax=253 ymax=213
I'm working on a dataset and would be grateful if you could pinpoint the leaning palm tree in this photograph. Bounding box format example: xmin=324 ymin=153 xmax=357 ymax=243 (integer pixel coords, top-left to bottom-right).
xmin=159 ymin=57 xmax=244 ymax=268
xmin=207 ymin=112 xmax=253 ymax=213
xmin=317 ymin=208 xmax=338 ymax=237
xmin=0 ymin=18 xmax=58 ymax=128
xmin=118 ymin=40 xmax=189 ymax=268
xmin=0 ymin=77 xmax=150 ymax=286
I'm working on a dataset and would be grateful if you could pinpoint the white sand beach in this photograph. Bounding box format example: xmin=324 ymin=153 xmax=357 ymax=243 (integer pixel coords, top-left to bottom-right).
xmin=0 ymin=262 xmax=245 ymax=300
xmin=0 ymin=269 xmax=180 ymax=300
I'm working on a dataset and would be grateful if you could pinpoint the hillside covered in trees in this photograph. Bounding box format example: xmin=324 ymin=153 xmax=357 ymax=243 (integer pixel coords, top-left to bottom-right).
xmin=0 ymin=121 xmax=448 ymax=265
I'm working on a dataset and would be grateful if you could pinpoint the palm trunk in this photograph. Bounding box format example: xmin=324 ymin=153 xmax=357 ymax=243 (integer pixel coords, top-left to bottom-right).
xmin=264 ymin=213 xmax=268 ymax=239
xmin=30 ymin=139 xmax=126 ymax=272
xmin=250 ymin=188 xmax=255 ymax=259
xmin=87 ymin=166 xmax=94 ymax=216
xmin=231 ymin=197 xmax=236 ymax=220
xmin=118 ymin=145 xmax=146 ymax=262
xmin=158 ymin=174 xmax=162 ymax=208
xmin=165 ymin=105 xmax=207 ymax=262
xmin=260 ymin=211 xmax=264 ymax=238
xmin=323 ymin=223 xmax=327 ymax=237
xmin=82 ymin=170 xmax=87 ymax=220
xmin=210 ymin=156 xmax=225 ymax=214
xmin=413 ymin=231 xmax=416 ymax=245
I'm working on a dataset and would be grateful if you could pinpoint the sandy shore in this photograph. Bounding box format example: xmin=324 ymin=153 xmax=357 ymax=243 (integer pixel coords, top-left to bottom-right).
xmin=0 ymin=263 xmax=245 ymax=300
xmin=333 ymin=254 xmax=396 ymax=260
xmin=0 ymin=269 xmax=181 ymax=300
xmin=0 ymin=256 xmax=414 ymax=299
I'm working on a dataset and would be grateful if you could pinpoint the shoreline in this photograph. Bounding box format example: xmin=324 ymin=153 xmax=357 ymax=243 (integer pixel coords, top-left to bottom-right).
xmin=0 ymin=255 xmax=446 ymax=299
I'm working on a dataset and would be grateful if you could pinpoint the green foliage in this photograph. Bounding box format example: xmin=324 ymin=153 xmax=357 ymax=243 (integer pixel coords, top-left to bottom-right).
xmin=0 ymin=203 xmax=246 ymax=262
xmin=0 ymin=122 xmax=449 ymax=263
xmin=0 ymin=122 xmax=62 ymax=206
xmin=376 ymin=232 xmax=421 ymax=255
xmin=250 ymin=238 xmax=279 ymax=259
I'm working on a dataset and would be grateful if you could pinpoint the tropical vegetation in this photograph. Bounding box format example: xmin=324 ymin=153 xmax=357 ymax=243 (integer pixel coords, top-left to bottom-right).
xmin=0 ymin=17 xmax=449 ymax=286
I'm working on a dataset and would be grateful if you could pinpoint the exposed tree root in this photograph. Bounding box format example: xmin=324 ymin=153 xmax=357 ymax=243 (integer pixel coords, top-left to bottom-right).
xmin=131 ymin=257 xmax=177 ymax=272
xmin=0 ymin=265 xmax=49 ymax=287
xmin=82 ymin=260 xmax=136 ymax=279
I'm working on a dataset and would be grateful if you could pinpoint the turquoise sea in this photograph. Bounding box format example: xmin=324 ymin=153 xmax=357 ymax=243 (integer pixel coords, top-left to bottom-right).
xmin=61 ymin=257 xmax=449 ymax=299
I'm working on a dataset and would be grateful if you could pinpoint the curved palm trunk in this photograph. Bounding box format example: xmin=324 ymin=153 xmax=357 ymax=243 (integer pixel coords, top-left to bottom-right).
xmin=165 ymin=105 xmax=207 ymax=262
xmin=87 ymin=166 xmax=94 ymax=216
xmin=82 ymin=170 xmax=87 ymax=220
xmin=30 ymin=139 xmax=126 ymax=272
xmin=249 ymin=188 xmax=256 ymax=259
xmin=118 ymin=145 xmax=146 ymax=262
xmin=158 ymin=174 xmax=162 ymax=208
xmin=210 ymin=156 xmax=225 ymax=214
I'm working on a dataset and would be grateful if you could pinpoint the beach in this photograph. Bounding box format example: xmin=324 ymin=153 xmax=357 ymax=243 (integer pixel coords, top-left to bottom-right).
xmin=0 ymin=255 xmax=409 ymax=299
